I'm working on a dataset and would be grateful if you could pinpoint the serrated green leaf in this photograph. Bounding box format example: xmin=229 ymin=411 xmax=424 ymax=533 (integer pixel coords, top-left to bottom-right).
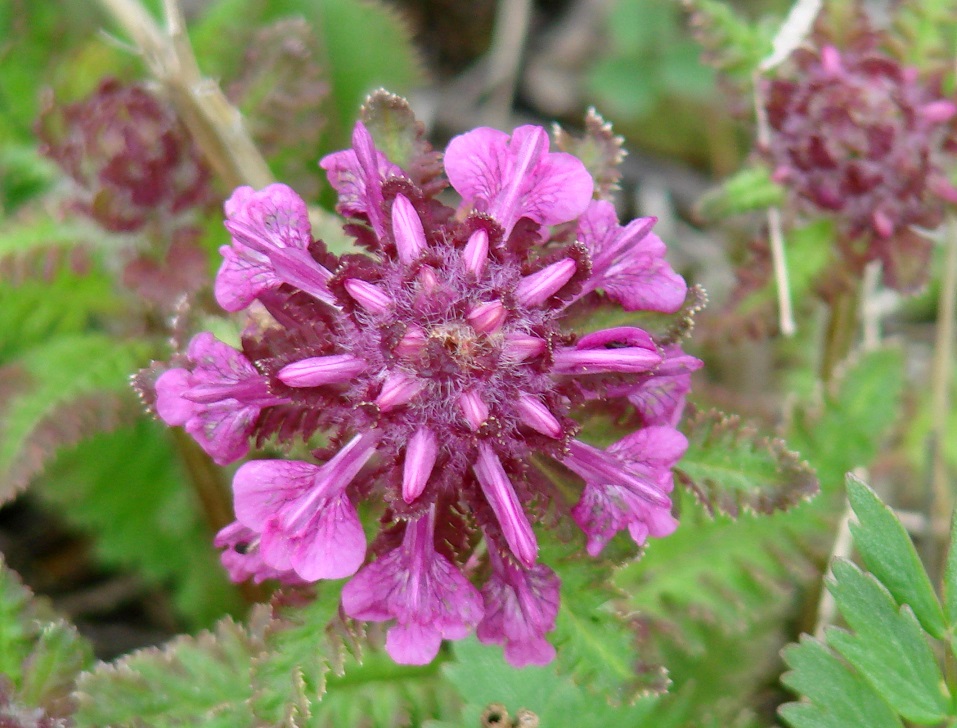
xmin=37 ymin=419 xmax=242 ymax=627
xmin=254 ymin=586 xmax=453 ymax=727
xmin=845 ymin=476 xmax=946 ymax=639
xmin=542 ymin=531 xmax=659 ymax=705
xmin=790 ymin=347 xmax=906 ymax=490
xmin=0 ymin=557 xmax=93 ymax=715
xmin=431 ymin=636 xmax=660 ymax=728
xmin=697 ymin=165 xmax=784 ymax=220
xmin=0 ymin=333 xmax=149 ymax=500
xmin=779 ymin=636 xmax=902 ymax=728
xmin=359 ymin=90 xmax=433 ymax=177
xmin=685 ymin=0 xmax=775 ymax=80
xmin=0 ymin=271 xmax=121 ymax=360
xmin=825 ymin=560 xmax=950 ymax=723
xmin=73 ymin=618 xmax=256 ymax=728
xmin=676 ymin=409 xmax=819 ymax=518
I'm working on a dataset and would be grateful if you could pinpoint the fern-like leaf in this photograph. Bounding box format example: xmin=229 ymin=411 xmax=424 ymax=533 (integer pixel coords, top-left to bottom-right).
xmin=677 ymin=408 xmax=819 ymax=518
xmin=0 ymin=557 xmax=93 ymax=720
xmin=0 ymin=333 xmax=148 ymax=503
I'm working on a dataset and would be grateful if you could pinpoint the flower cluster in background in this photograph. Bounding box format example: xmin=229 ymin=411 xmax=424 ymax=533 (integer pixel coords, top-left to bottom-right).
xmin=149 ymin=120 xmax=699 ymax=666
xmin=764 ymin=40 xmax=957 ymax=292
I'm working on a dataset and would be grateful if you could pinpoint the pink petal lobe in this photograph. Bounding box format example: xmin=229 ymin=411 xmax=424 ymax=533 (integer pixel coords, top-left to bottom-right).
xmin=473 ymin=444 xmax=538 ymax=567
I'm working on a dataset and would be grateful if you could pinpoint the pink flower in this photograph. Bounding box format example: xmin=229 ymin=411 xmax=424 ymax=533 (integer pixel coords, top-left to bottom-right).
xmin=477 ymin=548 xmax=560 ymax=667
xmin=444 ymin=125 xmax=593 ymax=236
xmin=216 ymin=183 xmax=335 ymax=311
xmin=765 ymin=43 xmax=957 ymax=292
xmin=214 ymin=522 xmax=304 ymax=585
xmin=152 ymin=117 xmax=697 ymax=666
xmin=341 ymin=507 xmax=483 ymax=664
xmin=577 ymin=200 xmax=686 ymax=313
xmin=565 ymin=427 xmax=687 ymax=556
xmin=154 ymin=332 xmax=287 ymax=465
xmin=232 ymin=433 xmax=377 ymax=581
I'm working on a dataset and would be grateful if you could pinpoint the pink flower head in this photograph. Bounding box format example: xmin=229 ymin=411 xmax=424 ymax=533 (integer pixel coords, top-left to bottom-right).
xmin=341 ymin=507 xmax=483 ymax=664
xmin=152 ymin=116 xmax=697 ymax=666
xmin=154 ymin=332 xmax=288 ymax=465
xmin=565 ymin=427 xmax=687 ymax=556
xmin=214 ymin=521 xmax=304 ymax=585
xmin=577 ymin=200 xmax=686 ymax=313
xmin=477 ymin=547 xmax=560 ymax=667
xmin=216 ymin=183 xmax=335 ymax=311
xmin=445 ymin=125 xmax=594 ymax=236
xmin=765 ymin=42 xmax=957 ymax=292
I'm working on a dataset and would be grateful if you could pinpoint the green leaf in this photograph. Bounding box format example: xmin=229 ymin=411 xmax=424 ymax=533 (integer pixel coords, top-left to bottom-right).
xmin=845 ymin=476 xmax=946 ymax=639
xmin=676 ymin=409 xmax=819 ymax=518
xmin=779 ymin=636 xmax=902 ymax=728
xmin=0 ymin=333 xmax=149 ymax=501
xmin=73 ymin=617 xmax=256 ymax=728
xmin=38 ymin=420 xmax=242 ymax=627
xmin=430 ymin=636 xmax=660 ymax=728
xmin=254 ymin=586 xmax=453 ymax=727
xmin=0 ymin=557 xmax=93 ymax=716
xmin=789 ymin=347 xmax=906 ymax=490
xmin=0 ymin=270 xmax=121 ymax=361
xmin=893 ymin=0 xmax=957 ymax=69
xmin=696 ymin=165 xmax=784 ymax=220
xmin=826 ymin=560 xmax=950 ymax=723
xmin=944 ymin=514 xmax=957 ymax=631
xmin=542 ymin=531 xmax=662 ymax=705
xmin=684 ymin=0 xmax=775 ymax=81
xmin=359 ymin=90 xmax=437 ymax=181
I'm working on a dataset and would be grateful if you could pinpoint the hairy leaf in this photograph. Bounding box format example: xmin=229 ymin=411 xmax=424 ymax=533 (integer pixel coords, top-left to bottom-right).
xmin=780 ymin=636 xmax=902 ymax=728
xmin=0 ymin=270 xmax=121 ymax=360
xmin=0 ymin=217 xmax=99 ymax=283
xmin=553 ymin=109 xmax=626 ymax=201
xmin=73 ymin=618 xmax=256 ymax=728
xmin=0 ymin=557 xmax=92 ymax=717
xmin=676 ymin=408 xmax=819 ymax=518
xmin=542 ymin=530 xmax=664 ymax=705
xmin=0 ymin=333 xmax=149 ymax=502
xmin=846 ymin=476 xmax=945 ymax=639
xmin=360 ymin=90 xmax=442 ymax=193
xmin=37 ymin=419 xmax=242 ymax=627
xmin=254 ymin=586 xmax=454 ymax=727
xmin=430 ymin=636 xmax=660 ymax=728
xmin=684 ymin=0 xmax=776 ymax=81
xmin=789 ymin=347 xmax=906 ymax=490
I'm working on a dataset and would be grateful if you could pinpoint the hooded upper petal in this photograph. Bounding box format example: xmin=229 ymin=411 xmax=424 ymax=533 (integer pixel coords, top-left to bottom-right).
xmin=445 ymin=125 xmax=593 ymax=235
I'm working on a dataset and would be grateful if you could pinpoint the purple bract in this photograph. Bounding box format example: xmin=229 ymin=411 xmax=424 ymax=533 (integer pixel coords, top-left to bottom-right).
xmin=151 ymin=117 xmax=698 ymax=666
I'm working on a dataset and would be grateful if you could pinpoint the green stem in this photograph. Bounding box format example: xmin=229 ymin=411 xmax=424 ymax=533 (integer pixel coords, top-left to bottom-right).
xmin=929 ymin=216 xmax=957 ymax=582
xmin=170 ymin=429 xmax=267 ymax=604
xmin=819 ymin=283 xmax=860 ymax=385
